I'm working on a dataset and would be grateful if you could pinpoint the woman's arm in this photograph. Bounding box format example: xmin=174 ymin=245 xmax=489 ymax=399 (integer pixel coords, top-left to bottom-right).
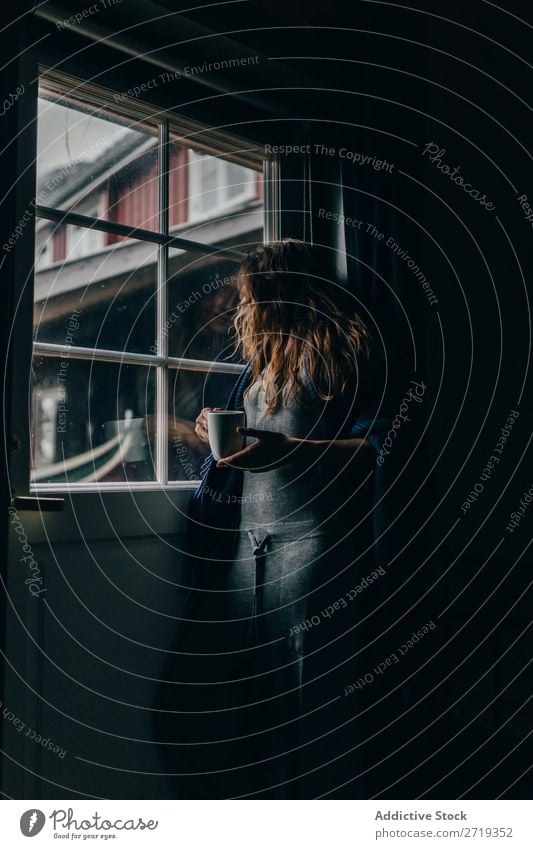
xmin=215 ymin=426 xmax=375 ymax=472
xmin=290 ymin=434 xmax=375 ymax=468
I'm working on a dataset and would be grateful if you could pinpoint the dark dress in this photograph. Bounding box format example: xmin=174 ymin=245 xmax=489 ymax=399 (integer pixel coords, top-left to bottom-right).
xmin=168 ymin=366 xmax=386 ymax=799
xmin=230 ymin=373 xmax=376 ymax=797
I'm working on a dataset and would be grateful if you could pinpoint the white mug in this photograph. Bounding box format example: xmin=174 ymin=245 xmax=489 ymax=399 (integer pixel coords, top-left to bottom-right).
xmin=207 ymin=410 xmax=245 ymax=461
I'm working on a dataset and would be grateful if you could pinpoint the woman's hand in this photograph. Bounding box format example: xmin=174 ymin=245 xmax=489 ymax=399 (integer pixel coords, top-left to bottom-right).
xmin=216 ymin=429 xmax=375 ymax=476
xmin=216 ymin=427 xmax=296 ymax=472
xmin=194 ymin=407 xmax=222 ymax=444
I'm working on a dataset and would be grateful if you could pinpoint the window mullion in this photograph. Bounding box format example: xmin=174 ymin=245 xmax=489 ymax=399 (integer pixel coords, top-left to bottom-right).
xmin=264 ymin=155 xmax=279 ymax=243
xmin=34 ymin=205 xmax=244 ymax=261
xmin=156 ymin=118 xmax=170 ymax=486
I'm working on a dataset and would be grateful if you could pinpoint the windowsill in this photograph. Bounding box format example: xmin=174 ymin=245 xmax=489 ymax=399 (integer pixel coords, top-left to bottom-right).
xmin=14 ymin=486 xmax=194 ymax=542
xmin=30 ymin=480 xmax=200 ymax=495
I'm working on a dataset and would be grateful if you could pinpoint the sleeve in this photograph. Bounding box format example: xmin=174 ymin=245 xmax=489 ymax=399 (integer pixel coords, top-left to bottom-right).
xmin=186 ymin=367 xmax=250 ymax=559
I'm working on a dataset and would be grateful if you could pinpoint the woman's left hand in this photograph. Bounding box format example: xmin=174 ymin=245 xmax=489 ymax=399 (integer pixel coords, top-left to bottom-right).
xmin=216 ymin=427 xmax=295 ymax=472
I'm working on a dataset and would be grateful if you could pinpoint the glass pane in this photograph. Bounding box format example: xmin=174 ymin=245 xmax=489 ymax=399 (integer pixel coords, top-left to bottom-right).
xmin=34 ymin=224 xmax=157 ymax=354
xmin=31 ymin=357 xmax=156 ymax=485
xmin=168 ymin=368 xmax=242 ymax=481
xmin=169 ymin=139 xmax=263 ymax=246
xmin=167 ymin=250 xmax=242 ymax=363
xmin=37 ymin=88 xmax=159 ymax=231
xmin=225 ymin=160 xmax=250 ymax=201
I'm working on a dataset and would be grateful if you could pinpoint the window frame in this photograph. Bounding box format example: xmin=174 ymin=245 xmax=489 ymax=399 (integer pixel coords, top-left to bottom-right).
xmin=31 ymin=67 xmax=272 ymax=494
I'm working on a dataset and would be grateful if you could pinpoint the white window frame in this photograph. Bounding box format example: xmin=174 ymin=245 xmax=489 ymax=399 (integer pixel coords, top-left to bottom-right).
xmin=31 ymin=68 xmax=272 ymax=495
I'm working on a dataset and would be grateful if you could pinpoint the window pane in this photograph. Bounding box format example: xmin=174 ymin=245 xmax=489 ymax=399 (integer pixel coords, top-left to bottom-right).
xmin=34 ymin=224 xmax=157 ymax=354
xmin=169 ymin=139 xmax=263 ymax=246
xmin=31 ymin=357 xmax=156 ymax=485
xmin=167 ymin=249 xmax=242 ymax=363
xmin=37 ymin=88 xmax=159 ymax=231
xmin=225 ymin=160 xmax=251 ymax=201
xmin=168 ymin=368 xmax=242 ymax=481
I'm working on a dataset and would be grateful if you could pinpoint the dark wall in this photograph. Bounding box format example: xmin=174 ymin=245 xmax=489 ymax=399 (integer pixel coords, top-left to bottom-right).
xmin=0 ymin=1 xmax=36 ymax=791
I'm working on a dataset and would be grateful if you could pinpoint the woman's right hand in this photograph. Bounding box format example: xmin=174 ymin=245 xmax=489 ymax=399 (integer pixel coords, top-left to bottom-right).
xmin=194 ymin=407 xmax=222 ymax=443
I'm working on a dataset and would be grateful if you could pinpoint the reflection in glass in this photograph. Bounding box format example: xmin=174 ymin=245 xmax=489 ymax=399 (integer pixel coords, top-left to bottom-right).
xmin=33 ymin=225 xmax=157 ymax=354
xmin=169 ymin=140 xmax=263 ymax=244
xmin=167 ymin=250 xmax=242 ymax=362
xmin=168 ymin=368 xmax=241 ymax=481
xmin=37 ymin=90 xmax=159 ymax=231
xmin=31 ymin=357 xmax=156 ymax=484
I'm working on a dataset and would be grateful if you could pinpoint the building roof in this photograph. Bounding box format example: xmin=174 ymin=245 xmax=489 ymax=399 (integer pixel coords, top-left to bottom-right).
xmin=37 ymin=129 xmax=149 ymax=209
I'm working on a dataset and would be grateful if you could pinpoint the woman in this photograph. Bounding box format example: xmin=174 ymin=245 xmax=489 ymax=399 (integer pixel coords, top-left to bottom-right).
xmin=184 ymin=240 xmax=391 ymax=799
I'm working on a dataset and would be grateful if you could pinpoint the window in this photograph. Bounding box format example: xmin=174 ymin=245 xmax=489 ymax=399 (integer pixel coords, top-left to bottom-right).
xmin=31 ymin=72 xmax=265 ymax=489
xmin=65 ymin=223 xmax=104 ymax=259
xmin=188 ymin=150 xmax=256 ymax=220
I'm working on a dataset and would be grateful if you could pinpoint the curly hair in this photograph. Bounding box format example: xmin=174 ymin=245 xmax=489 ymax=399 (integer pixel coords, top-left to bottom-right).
xmin=233 ymin=239 xmax=369 ymax=414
